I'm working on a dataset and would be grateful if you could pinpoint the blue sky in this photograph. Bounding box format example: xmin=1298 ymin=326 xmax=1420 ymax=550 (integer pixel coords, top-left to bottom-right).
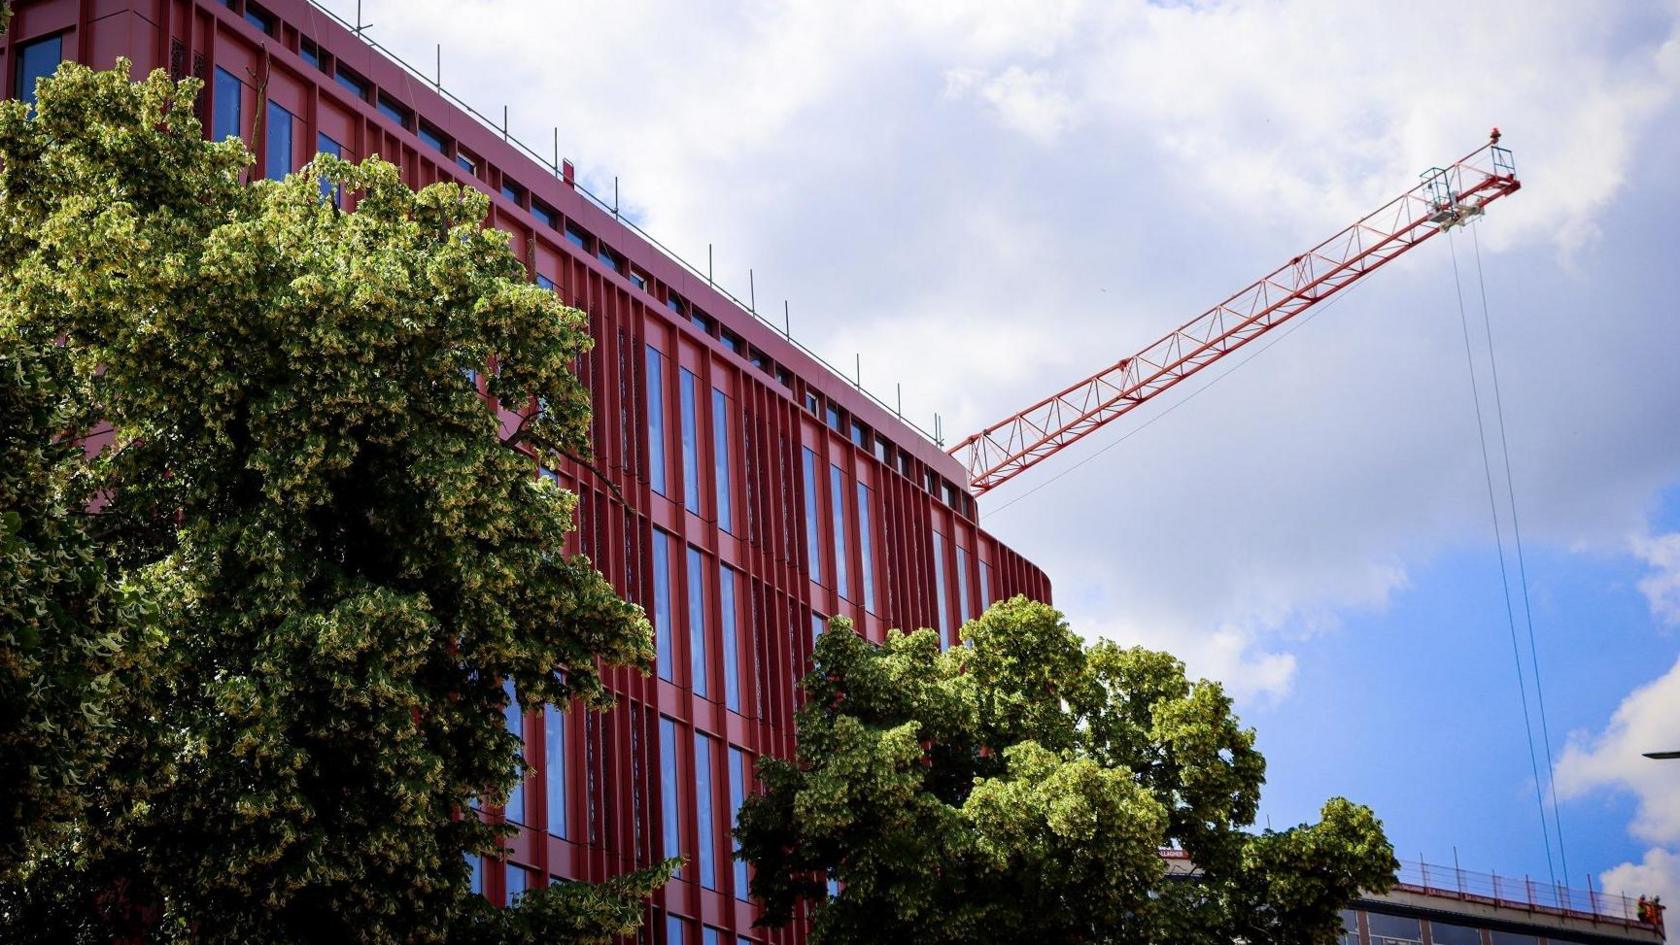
xmin=318 ymin=0 xmax=1680 ymax=905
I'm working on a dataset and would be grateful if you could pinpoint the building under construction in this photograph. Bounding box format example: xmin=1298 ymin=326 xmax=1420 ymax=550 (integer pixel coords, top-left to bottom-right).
xmin=0 ymin=1 xmax=1666 ymax=943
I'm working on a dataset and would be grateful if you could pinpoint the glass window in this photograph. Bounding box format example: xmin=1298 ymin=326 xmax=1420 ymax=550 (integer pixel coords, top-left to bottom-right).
xmin=811 ymin=613 xmax=825 ymax=645
xmin=535 ymin=274 xmax=555 ymax=291
xmin=955 ymin=546 xmax=972 ymax=626
xmin=703 ymin=930 xmax=722 ymax=945
xmin=544 ymin=703 xmax=566 ymax=839
xmin=316 ymin=132 xmax=343 ymax=205
xmin=1488 ymin=934 xmax=1536 ymax=945
xmin=932 ymin=531 xmax=950 ymax=646
xmin=659 ymin=718 xmax=682 ymax=868
xmin=857 ymin=483 xmax=876 ymax=612
xmin=721 ymin=331 xmax=743 ymax=355
xmin=418 ymin=123 xmax=447 ymax=153
xmin=299 ymin=41 xmax=321 ymax=70
xmin=829 ymin=465 xmax=849 ymax=599
xmin=720 ymin=566 xmax=740 ymax=713
xmin=334 ymin=66 xmax=369 ymax=100
xmin=729 ymin=746 xmax=750 ymax=899
xmin=712 ymin=389 xmax=733 ymax=533
xmin=376 ymin=93 xmax=412 ymax=129
xmin=532 ymin=202 xmax=558 ymax=228
xmin=851 ymin=420 xmax=869 ymax=449
xmin=652 ymin=531 xmax=673 ymax=681
xmin=691 ymin=313 xmax=713 ymax=335
xmin=631 ymin=270 xmax=649 ymax=291
xmin=500 ymin=180 xmax=525 ymax=205
xmin=455 ymin=152 xmax=477 ymax=176
xmin=466 ymin=853 xmax=483 ymax=895
xmin=244 ymin=3 xmax=275 ymax=34
xmin=686 ymin=547 xmax=709 ymax=699
xmin=15 ymin=34 xmax=63 ymax=107
xmin=666 ymin=293 xmax=687 ymax=317
xmin=1367 ymin=914 xmax=1421 ymax=945
xmin=564 ymin=224 xmax=588 ymax=249
xmin=1337 ymin=910 xmax=1358 ymax=945
xmin=1429 ymin=923 xmax=1481 ymax=945
xmin=264 ymin=100 xmax=294 ymax=181
xmin=694 ymin=732 xmax=717 ymax=890
xmin=506 ymin=864 xmax=529 ymax=903
xmin=213 ymin=67 xmax=243 ymax=141
xmin=802 ymin=449 xmax=822 ymax=583
xmin=825 ymin=401 xmax=843 ymax=431
xmin=503 ymin=679 xmax=525 ymax=824
xmin=665 ymin=915 xmax=689 ymax=945
xmin=679 ymin=369 xmax=701 ymax=514
xmin=645 ymin=347 xmax=668 ymax=495
xmin=979 ymin=560 xmax=992 ymax=611
xmin=597 ymin=247 xmax=622 ymax=273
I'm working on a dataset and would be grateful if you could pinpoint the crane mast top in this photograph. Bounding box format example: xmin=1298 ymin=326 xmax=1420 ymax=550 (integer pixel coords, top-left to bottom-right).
xmin=950 ymin=133 xmax=1521 ymax=496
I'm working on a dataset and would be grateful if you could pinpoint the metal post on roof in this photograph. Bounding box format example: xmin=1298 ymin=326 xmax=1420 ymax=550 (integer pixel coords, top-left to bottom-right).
xmin=855 ymin=353 xmax=861 ymax=387
xmin=552 ymin=128 xmax=559 ymax=176
xmin=434 ymin=44 xmax=440 ymax=88
xmin=749 ymin=270 xmax=756 ymax=313
xmin=1587 ymin=873 xmax=1600 ymax=917
xmin=354 ymin=0 xmax=362 ymax=36
xmin=501 ymin=105 xmax=508 ymax=142
xmin=1453 ymin=847 xmax=1465 ymax=896
xmin=896 ymin=383 xmax=902 ymax=418
xmin=708 ymin=244 xmax=713 ymax=286
xmin=783 ymin=300 xmax=790 ymax=336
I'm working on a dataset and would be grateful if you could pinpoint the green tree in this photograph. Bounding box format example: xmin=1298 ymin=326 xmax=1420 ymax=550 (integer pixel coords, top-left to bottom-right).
xmin=0 ymin=58 xmax=671 ymax=942
xmin=736 ymin=597 xmax=1396 ymax=945
xmin=0 ymin=2 xmax=160 ymax=884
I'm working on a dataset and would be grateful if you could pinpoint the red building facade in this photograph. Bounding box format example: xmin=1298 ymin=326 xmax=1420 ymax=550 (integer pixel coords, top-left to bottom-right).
xmin=1 ymin=2 xmax=1052 ymax=942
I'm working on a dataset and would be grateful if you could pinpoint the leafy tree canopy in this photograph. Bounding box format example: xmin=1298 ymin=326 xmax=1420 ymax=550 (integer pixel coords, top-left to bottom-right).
xmin=736 ymin=597 xmax=1397 ymax=945
xmin=0 ymin=56 xmax=670 ymax=943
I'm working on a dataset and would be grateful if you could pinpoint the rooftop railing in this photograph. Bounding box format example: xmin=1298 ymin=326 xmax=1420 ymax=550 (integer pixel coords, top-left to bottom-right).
xmin=1392 ymin=858 xmax=1661 ymax=928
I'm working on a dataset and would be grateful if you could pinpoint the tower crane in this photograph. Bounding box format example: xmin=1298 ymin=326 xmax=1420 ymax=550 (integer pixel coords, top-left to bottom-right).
xmin=950 ymin=132 xmax=1521 ymax=496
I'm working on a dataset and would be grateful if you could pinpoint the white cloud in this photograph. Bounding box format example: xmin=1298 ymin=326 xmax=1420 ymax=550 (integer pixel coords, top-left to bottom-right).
xmin=1601 ymin=847 xmax=1680 ymax=914
xmin=325 ymin=0 xmax=1680 ymax=701
xmin=1634 ymin=533 xmax=1680 ymax=628
xmin=1556 ymin=658 xmax=1680 ymax=906
xmin=1556 ymin=657 xmax=1680 ymax=844
xmin=943 ymin=66 xmax=1079 ymax=145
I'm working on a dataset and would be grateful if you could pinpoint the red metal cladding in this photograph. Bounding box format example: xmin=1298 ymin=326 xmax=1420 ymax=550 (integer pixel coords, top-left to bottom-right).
xmin=950 ymin=138 xmax=1522 ymax=495
xmin=0 ymin=1 xmax=1050 ymax=942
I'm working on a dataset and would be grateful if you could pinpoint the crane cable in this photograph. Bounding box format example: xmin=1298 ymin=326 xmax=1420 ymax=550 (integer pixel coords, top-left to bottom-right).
xmin=1447 ymin=225 xmax=1563 ymax=890
xmin=1467 ymin=220 xmax=1571 ymax=887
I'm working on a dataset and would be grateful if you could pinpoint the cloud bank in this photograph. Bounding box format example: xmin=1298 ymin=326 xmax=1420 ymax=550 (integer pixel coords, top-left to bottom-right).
xmin=325 ymin=0 xmax=1680 ymax=704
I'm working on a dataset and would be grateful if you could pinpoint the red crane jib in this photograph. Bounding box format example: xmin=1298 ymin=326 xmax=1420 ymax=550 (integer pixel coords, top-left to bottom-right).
xmin=950 ymin=134 xmax=1522 ymax=496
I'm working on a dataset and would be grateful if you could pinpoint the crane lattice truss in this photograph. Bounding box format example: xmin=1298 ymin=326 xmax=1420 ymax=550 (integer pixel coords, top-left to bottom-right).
xmin=951 ymin=136 xmax=1521 ymax=496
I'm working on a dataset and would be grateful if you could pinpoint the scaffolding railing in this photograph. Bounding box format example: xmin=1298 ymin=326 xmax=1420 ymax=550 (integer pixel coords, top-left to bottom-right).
xmin=300 ymin=0 xmax=947 ymax=447
xmin=1393 ymin=858 xmax=1659 ymax=927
